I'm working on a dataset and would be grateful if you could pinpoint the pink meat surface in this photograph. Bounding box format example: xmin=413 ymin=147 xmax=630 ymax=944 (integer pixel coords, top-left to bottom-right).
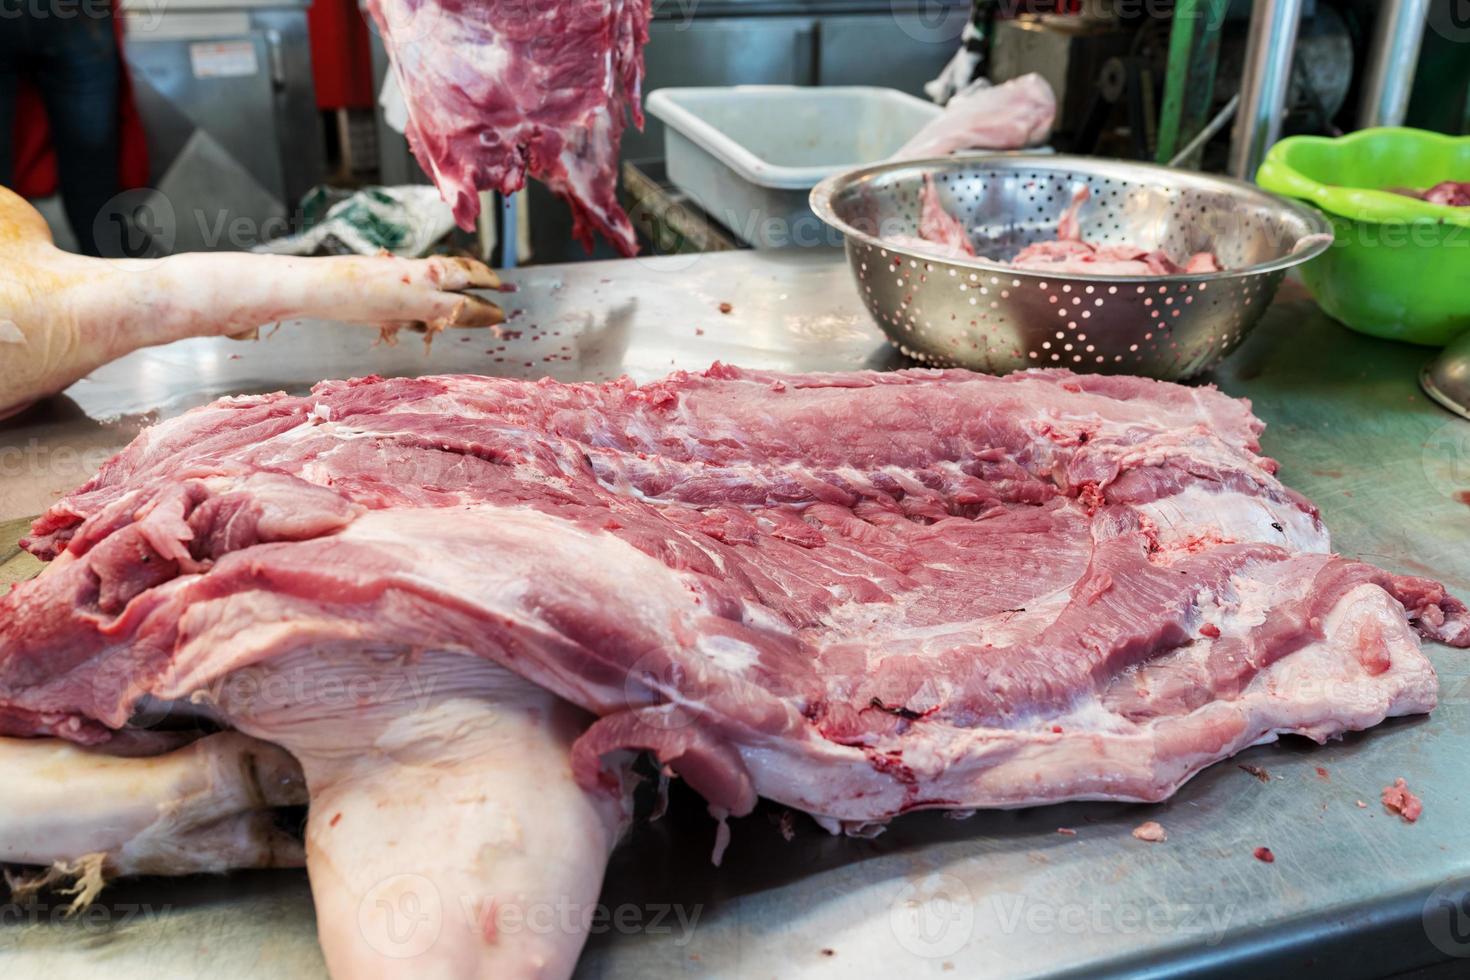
xmin=364 ymin=0 xmax=651 ymax=254
xmin=1382 ymin=777 xmax=1423 ymax=822
xmin=901 ymin=185 xmax=1224 ymax=275
xmin=911 ymin=175 xmax=977 ymax=257
xmin=893 ymin=73 xmax=1056 ymax=160
xmin=2 ymin=367 xmax=1466 ymax=826
xmin=1390 ymin=181 xmax=1470 ymax=208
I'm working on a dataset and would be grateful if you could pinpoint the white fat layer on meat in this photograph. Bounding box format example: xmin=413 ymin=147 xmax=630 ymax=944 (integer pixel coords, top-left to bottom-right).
xmin=1242 ymin=582 xmax=1437 ymax=738
xmin=695 ymin=634 xmax=763 ymax=673
xmin=1135 ymin=483 xmax=1325 ymax=554
xmin=1042 ymin=694 xmax=1139 ymax=735
xmin=749 ymin=581 xmax=1435 ymax=820
xmin=820 ymin=583 xmax=1074 ymax=661
xmin=739 ymin=599 xmax=791 ymax=635
xmin=556 ymin=109 xmax=615 ymax=216
xmin=1114 ymin=432 xmax=1273 ymax=484
xmin=1193 ymin=557 xmax=1321 ymax=638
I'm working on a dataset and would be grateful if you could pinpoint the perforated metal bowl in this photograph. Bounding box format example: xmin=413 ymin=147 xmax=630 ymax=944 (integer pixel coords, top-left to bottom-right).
xmin=810 ymin=155 xmax=1333 ymax=379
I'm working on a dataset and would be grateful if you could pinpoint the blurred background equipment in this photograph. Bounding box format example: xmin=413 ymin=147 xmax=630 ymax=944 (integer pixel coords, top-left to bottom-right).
xmin=116 ymin=0 xmax=325 ymax=254
xmin=5 ymin=0 xmax=1469 ymax=263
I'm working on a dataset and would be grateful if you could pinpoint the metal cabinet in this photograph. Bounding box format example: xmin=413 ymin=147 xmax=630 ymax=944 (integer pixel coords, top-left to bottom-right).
xmin=118 ymin=0 xmax=324 ymax=253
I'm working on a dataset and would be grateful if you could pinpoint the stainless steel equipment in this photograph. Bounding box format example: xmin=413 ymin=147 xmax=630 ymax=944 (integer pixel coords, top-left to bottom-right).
xmin=117 ymin=0 xmax=325 ymax=255
xmin=2 ymin=255 xmax=1469 ymax=980
xmin=1358 ymin=0 xmax=1432 ymax=128
xmin=1227 ymin=0 xmax=1304 ymax=180
xmin=1422 ymin=330 xmax=1470 ymax=421
xmin=988 ymin=15 xmax=1132 ymax=147
xmin=810 ymin=154 xmax=1332 ymax=379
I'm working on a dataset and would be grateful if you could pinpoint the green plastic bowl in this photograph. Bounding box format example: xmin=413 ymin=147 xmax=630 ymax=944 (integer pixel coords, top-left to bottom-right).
xmin=1256 ymin=128 xmax=1470 ymax=346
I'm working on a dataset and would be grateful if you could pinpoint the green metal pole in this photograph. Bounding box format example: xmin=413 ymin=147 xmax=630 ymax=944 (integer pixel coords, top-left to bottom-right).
xmin=1156 ymin=0 xmax=1230 ymax=167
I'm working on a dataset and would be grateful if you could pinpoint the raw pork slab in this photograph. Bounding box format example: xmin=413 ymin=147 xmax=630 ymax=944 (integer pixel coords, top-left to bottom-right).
xmin=1 ymin=367 xmax=1465 ymax=826
xmin=366 ymin=0 xmax=651 ymax=254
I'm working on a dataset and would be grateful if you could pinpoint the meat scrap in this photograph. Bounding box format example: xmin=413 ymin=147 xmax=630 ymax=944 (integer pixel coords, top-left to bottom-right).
xmin=365 ymin=0 xmax=652 ymax=254
xmin=893 ymin=73 xmax=1055 ymax=159
xmin=1238 ymin=764 xmax=1271 ymax=783
xmin=897 ymin=184 xmax=1223 ymax=275
xmin=1132 ymin=821 xmax=1168 ymax=843
xmin=1005 ymin=187 xmax=1224 ymax=275
xmin=1253 ymin=846 xmax=1275 ymax=863
xmin=1389 ymin=181 xmax=1470 ymax=208
xmin=1382 ymin=778 xmax=1423 ymax=823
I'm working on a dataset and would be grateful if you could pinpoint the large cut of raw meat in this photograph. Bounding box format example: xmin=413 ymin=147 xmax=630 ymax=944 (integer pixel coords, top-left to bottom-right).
xmin=3 ymin=366 xmax=1465 ymax=822
xmin=365 ymin=0 xmax=652 ymax=255
xmin=4 ymin=365 xmax=1466 ymax=977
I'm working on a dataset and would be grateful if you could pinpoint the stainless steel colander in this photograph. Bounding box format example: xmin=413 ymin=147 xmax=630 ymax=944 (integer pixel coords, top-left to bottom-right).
xmin=810 ymin=155 xmax=1333 ymax=379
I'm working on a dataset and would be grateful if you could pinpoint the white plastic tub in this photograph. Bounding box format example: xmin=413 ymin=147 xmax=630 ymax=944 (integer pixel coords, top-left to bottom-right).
xmin=646 ymin=86 xmax=940 ymax=249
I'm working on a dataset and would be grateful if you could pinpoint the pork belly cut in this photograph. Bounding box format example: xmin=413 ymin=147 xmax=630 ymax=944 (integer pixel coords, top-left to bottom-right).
xmin=2 ymin=365 xmax=1463 ymax=826
xmin=4 ymin=364 xmax=1463 ymax=977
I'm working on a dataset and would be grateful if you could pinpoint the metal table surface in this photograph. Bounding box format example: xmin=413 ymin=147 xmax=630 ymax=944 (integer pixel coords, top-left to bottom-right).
xmin=2 ymin=249 xmax=1469 ymax=980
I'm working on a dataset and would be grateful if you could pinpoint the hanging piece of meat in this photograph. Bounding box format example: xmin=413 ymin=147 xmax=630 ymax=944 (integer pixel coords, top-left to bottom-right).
xmin=365 ymin=0 xmax=653 ymax=254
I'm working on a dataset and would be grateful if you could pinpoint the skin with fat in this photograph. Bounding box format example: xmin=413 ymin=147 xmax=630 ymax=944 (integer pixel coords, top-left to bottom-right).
xmin=0 ymin=730 xmax=307 ymax=876
xmin=211 ymin=649 xmax=630 ymax=980
xmin=0 ymin=186 xmax=505 ymax=419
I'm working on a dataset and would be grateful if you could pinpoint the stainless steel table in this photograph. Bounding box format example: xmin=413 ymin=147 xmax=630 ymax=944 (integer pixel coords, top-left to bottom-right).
xmin=2 ymin=250 xmax=1469 ymax=980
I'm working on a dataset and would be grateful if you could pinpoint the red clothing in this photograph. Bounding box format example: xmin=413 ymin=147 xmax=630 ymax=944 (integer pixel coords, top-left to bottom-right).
xmin=308 ymin=0 xmax=374 ymax=109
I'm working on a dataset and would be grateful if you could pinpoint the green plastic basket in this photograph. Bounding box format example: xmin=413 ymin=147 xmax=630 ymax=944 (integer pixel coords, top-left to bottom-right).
xmin=1256 ymin=128 xmax=1470 ymax=346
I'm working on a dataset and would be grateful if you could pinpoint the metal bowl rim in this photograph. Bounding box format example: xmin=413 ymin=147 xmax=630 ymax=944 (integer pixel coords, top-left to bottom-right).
xmin=808 ymin=154 xmax=1336 ymax=284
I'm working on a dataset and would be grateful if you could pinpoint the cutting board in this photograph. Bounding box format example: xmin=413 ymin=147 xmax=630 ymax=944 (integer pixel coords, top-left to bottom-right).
xmin=0 ymin=516 xmax=42 ymax=591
